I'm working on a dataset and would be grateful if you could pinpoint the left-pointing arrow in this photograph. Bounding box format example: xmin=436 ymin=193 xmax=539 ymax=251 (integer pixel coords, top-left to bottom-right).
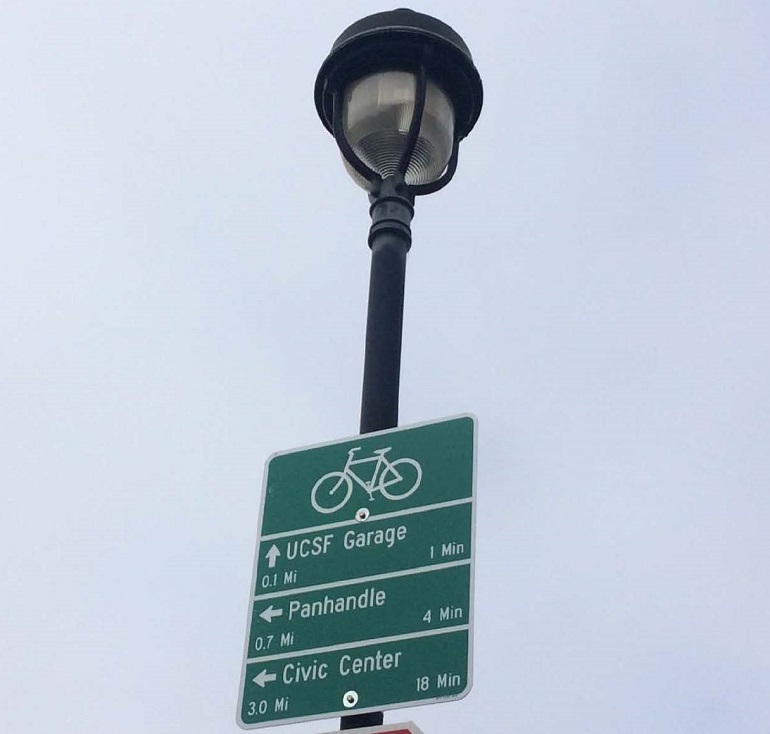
xmin=259 ymin=604 xmax=284 ymax=623
xmin=252 ymin=669 xmax=277 ymax=688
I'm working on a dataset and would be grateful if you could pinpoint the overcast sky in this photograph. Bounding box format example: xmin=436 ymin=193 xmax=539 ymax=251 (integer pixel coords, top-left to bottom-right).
xmin=2 ymin=1 xmax=770 ymax=733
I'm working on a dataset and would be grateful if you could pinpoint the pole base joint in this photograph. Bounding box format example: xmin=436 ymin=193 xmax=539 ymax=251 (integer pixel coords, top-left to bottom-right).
xmin=368 ymin=175 xmax=414 ymax=250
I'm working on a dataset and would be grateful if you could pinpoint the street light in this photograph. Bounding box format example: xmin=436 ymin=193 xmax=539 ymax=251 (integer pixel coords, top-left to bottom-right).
xmin=315 ymin=10 xmax=482 ymax=729
xmin=315 ymin=8 xmax=482 ymax=195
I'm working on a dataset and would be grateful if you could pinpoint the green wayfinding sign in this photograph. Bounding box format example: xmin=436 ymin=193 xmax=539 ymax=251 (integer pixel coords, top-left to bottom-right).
xmin=237 ymin=415 xmax=477 ymax=729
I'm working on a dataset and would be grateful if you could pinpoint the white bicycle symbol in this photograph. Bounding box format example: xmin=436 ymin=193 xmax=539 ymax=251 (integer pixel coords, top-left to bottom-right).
xmin=310 ymin=446 xmax=422 ymax=514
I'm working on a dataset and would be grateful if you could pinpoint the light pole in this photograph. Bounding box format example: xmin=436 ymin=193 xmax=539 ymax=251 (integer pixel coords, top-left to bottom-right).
xmin=314 ymin=8 xmax=482 ymax=730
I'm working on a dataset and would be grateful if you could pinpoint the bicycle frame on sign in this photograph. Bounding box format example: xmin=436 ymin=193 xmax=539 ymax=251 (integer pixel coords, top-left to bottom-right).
xmin=343 ymin=447 xmax=399 ymax=496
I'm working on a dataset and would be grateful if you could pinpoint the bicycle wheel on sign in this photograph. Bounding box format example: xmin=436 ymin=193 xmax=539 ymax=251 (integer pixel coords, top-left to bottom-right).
xmin=310 ymin=472 xmax=353 ymax=514
xmin=379 ymin=458 xmax=422 ymax=500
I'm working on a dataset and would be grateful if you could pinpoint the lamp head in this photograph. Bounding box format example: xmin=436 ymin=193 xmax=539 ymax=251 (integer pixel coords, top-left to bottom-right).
xmin=315 ymin=8 xmax=483 ymax=195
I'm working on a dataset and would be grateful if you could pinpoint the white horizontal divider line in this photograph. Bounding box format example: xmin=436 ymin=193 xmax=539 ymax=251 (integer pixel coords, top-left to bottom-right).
xmin=253 ymin=558 xmax=471 ymax=601
xmin=260 ymin=497 xmax=472 ymax=542
xmin=246 ymin=624 xmax=470 ymax=664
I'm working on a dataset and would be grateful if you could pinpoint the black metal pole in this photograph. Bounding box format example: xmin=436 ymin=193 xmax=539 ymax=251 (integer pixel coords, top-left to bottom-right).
xmin=359 ymin=177 xmax=414 ymax=434
xmin=340 ymin=176 xmax=413 ymax=731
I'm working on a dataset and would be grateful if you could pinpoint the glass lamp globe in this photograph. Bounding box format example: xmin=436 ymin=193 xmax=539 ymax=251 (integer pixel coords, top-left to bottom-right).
xmin=341 ymin=70 xmax=455 ymax=189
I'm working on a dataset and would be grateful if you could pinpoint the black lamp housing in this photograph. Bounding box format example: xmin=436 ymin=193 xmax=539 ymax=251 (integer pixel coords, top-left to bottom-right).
xmin=314 ymin=8 xmax=483 ymax=196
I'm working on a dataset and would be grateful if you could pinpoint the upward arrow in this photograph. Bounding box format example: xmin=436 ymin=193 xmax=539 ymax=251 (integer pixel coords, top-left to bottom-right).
xmin=265 ymin=544 xmax=280 ymax=569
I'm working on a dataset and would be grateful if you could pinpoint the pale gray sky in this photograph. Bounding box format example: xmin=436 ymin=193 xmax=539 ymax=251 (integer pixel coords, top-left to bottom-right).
xmin=2 ymin=1 xmax=769 ymax=733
